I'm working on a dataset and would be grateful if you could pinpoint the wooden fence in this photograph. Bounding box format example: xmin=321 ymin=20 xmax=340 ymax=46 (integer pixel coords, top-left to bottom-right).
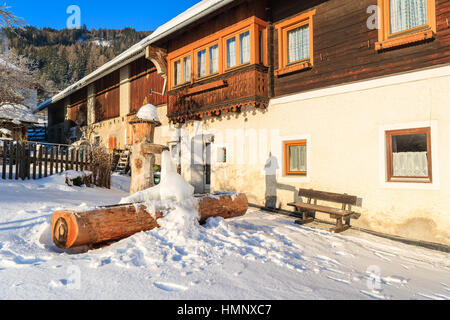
xmin=0 ymin=141 xmax=111 ymax=188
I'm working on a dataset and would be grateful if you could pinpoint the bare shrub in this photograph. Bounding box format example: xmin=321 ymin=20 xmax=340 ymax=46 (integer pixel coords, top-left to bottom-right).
xmin=90 ymin=145 xmax=112 ymax=189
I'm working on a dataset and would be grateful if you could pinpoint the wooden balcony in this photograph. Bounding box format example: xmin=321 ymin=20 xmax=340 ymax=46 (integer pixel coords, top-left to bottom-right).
xmin=167 ymin=64 xmax=269 ymax=124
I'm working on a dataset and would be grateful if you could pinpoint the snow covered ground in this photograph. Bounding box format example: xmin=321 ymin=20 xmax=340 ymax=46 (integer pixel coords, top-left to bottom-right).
xmin=0 ymin=174 xmax=449 ymax=300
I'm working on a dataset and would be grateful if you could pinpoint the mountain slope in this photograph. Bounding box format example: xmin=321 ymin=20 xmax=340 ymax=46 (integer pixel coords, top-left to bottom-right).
xmin=5 ymin=26 xmax=152 ymax=102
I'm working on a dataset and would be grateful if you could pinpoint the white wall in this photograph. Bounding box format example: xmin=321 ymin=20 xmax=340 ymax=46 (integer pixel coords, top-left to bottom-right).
xmin=154 ymin=64 xmax=450 ymax=245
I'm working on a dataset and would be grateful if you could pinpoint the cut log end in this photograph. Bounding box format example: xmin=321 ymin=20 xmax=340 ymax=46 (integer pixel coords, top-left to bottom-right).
xmin=52 ymin=212 xmax=79 ymax=249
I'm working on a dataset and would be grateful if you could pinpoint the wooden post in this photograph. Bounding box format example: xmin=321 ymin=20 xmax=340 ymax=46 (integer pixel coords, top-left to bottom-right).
xmin=59 ymin=149 xmax=64 ymax=173
xmin=65 ymin=149 xmax=69 ymax=172
xmin=22 ymin=143 xmax=27 ymax=180
xmin=71 ymin=149 xmax=75 ymax=170
xmin=80 ymin=149 xmax=84 ymax=172
xmin=32 ymin=144 xmax=37 ymax=180
xmin=56 ymin=146 xmax=60 ymax=173
xmin=75 ymin=149 xmax=80 ymax=172
xmin=2 ymin=141 xmax=7 ymax=180
xmin=25 ymin=145 xmax=31 ymax=180
xmin=9 ymin=143 xmax=14 ymax=180
xmin=50 ymin=147 xmax=55 ymax=176
xmin=38 ymin=145 xmax=43 ymax=179
xmin=44 ymin=146 xmax=48 ymax=178
xmin=54 ymin=147 xmax=59 ymax=174
xmin=15 ymin=143 xmax=20 ymax=180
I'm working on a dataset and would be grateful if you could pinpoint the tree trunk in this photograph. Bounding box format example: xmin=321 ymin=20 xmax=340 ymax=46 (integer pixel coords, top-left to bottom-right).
xmin=52 ymin=193 xmax=248 ymax=249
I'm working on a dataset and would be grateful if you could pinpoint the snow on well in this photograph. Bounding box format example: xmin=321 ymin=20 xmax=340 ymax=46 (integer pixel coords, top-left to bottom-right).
xmin=121 ymin=151 xmax=194 ymax=205
xmin=136 ymin=104 xmax=160 ymax=123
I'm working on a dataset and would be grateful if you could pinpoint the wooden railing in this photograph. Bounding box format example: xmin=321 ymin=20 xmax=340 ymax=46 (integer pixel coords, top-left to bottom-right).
xmin=167 ymin=64 xmax=269 ymax=124
xmin=0 ymin=140 xmax=111 ymax=188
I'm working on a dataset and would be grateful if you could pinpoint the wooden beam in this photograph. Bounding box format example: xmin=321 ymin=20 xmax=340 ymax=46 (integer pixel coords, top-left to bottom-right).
xmin=141 ymin=143 xmax=169 ymax=155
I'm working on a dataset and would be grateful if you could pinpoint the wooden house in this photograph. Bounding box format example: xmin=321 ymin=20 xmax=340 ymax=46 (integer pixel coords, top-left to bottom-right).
xmin=40 ymin=0 xmax=450 ymax=246
xmin=36 ymin=53 xmax=167 ymax=150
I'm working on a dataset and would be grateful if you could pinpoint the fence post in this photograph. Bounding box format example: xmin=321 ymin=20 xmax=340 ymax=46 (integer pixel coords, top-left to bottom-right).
xmin=26 ymin=144 xmax=31 ymax=180
xmin=57 ymin=145 xmax=60 ymax=173
xmin=44 ymin=146 xmax=48 ymax=178
xmin=54 ymin=147 xmax=58 ymax=174
xmin=38 ymin=145 xmax=43 ymax=179
xmin=20 ymin=143 xmax=28 ymax=180
xmin=21 ymin=143 xmax=26 ymax=180
xmin=9 ymin=143 xmax=14 ymax=180
xmin=50 ymin=147 xmax=54 ymax=176
xmin=65 ymin=149 xmax=69 ymax=172
xmin=32 ymin=144 xmax=37 ymax=180
xmin=2 ymin=141 xmax=6 ymax=180
xmin=80 ymin=149 xmax=85 ymax=171
xmin=15 ymin=143 xmax=20 ymax=180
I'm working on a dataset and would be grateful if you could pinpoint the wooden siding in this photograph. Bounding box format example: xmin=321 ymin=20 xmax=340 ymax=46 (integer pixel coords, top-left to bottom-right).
xmin=167 ymin=0 xmax=268 ymax=53
xmin=168 ymin=64 xmax=269 ymax=123
xmin=94 ymin=70 xmax=120 ymax=122
xmin=67 ymin=87 xmax=87 ymax=127
xmin=271 ymin=0 xmax=450 ymax=97
xmin=129 ymin=57 xmax=167 ymax=113
xmin=48 ymin=100 xmax=65 ymax=126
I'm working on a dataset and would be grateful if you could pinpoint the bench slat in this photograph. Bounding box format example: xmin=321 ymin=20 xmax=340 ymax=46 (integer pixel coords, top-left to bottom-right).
xmin=298 ymin=189 xmax=358 ymax=205
xmin=288 ymin=202 xmax=354 ymax=217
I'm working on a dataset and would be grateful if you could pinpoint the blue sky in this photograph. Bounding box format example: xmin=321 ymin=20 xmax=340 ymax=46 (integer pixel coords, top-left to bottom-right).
xmin=6 ymin=0 xmax=201 ymax=31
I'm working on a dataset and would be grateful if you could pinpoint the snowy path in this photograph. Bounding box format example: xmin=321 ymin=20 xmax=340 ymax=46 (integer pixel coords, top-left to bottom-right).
xmin=0 ymin=175 xmax=449 ymax=300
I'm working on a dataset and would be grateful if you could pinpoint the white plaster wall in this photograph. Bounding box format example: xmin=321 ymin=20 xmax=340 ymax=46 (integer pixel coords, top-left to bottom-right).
xmin=153 ymin=67 xmax=450 ymax=245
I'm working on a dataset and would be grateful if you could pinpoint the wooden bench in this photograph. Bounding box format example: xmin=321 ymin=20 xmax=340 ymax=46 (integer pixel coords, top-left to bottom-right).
xmin=288 ymin=189 xmax=359 ymax=233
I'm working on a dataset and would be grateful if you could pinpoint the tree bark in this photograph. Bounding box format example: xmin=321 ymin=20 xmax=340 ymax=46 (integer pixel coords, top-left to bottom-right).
xmin=52 ymin=193 xmax=248 ymax=249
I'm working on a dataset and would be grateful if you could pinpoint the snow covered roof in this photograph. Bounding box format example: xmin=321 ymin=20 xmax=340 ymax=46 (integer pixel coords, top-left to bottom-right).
xmin=34 ymin=0 xmax=235 ymax=113
xmin=0 ymin=103 xmax=40 ymax=124
xmin=0 ymin=128 xmax=12 ymax=136
xmin=148 ymin=0 xmax=235 ymax=43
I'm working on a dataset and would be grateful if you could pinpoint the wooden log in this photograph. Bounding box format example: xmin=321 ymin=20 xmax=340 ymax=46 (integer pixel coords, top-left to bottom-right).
xmin=52 ymin=193 xmax=248 ymax=249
